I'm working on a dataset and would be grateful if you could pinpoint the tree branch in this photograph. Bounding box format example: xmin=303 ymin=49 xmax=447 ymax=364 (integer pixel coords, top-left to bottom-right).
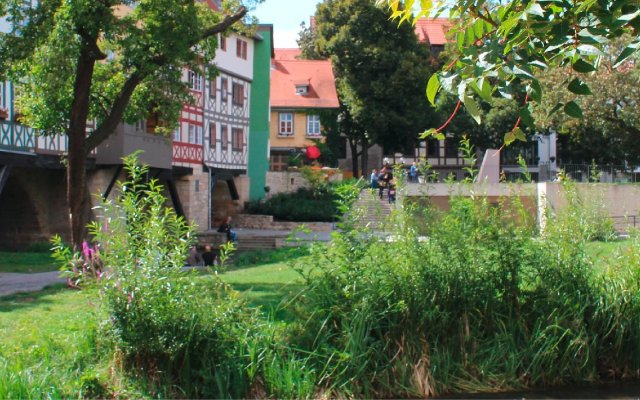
xmin=85 ymin=6 xmax=248 ymax=152
xmin=85 ymin=71 xmax=143 ymax=152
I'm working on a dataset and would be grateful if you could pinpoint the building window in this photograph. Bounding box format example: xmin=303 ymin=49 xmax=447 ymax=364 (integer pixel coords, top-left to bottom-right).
xmin=0 ymin=82 xmax=5 ymax=109
xmin=173 ymin=126 xmax=181 ymax=142
xmin=445 ymin=138 xmax=459 ymax=158
xmin=188 ymin=70 xmax=202 ymax=92
xmin=220 ymin=125 xmax=228 ymax=149
xmin=209 ymin=123 xmax=216 ymax=149
xmin=279 ymin=113 xmax=293 ymax=136
xmin=188 ymin=124 xmax=203 ymax=145
xmin=221 ymin=77 xmax=228 ymax=102
xmin=269 ymin=154 xmax=285 ymax=171
xmin=232 ymin=127 xmax=244 ymax=151
xmin=232 ymin=83 xmax=244 ymax=106
xmin=209 ymin=78 xmax=216 ymax=99
xmin=307 ymin=114 xmax=321 ymax=136
xmin=220 ymin=34 xmax=226 ymax=51
xmin=134 ymin=120 xmax=146 ymax=132
xmin=236 ymin=38 xmax=247 ymax=59
xmin=427 ymin=139 xmax=439 ymax=157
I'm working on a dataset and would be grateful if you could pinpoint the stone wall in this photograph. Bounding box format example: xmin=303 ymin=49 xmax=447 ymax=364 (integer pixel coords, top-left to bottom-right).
xmin=176 ymin=168 xmax=210 ymax=231
xmin=234 ymin=213 xmax=333 ymax=231
xmin=0 ymin=167 xmax=70 ymax=249
xmin=265 ymin=170 xmax=311 ymax=196
xmin=265 ymin=169 xmax=343 ymax=196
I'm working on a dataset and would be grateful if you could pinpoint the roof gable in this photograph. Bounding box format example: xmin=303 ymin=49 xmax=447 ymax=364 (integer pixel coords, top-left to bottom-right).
xmin=271 ymin=55 xmax=339 ymax=109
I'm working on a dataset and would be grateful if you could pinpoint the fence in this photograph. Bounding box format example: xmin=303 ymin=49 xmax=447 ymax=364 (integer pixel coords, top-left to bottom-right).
xmin=501 ymin=163 xmax=639 ymax=183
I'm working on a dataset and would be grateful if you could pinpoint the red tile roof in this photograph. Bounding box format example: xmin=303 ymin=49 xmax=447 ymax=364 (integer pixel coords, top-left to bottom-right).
xmin=271 ymin=55 xmax=339 ymax=109
xmin=274 ymin=48 xmax=302 ymax=60
xmin=414 ymin=17 xmax=451 ymax=46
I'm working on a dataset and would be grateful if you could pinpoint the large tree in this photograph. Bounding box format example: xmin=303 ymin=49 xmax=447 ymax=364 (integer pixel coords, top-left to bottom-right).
xmin=534 ymin=40 xmax=640 ymax=165
xmin=306 ymin=0 xmax=437 ymax=177
xmin=0 ymin=0 xmax=255 ymax=248
xmin=380 ymin=0 xmax=640 ymax=144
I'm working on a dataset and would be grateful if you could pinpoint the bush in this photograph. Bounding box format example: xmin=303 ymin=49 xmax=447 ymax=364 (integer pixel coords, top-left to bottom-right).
xmin=246 ymin=179 xmax=363 ymax=222
xmin=90 ymin=154 xmax=260 ymax=398
xmin=246 ymin=187 xmax=338 ymax=222
xmin=289 ymin=184 xmax=640 ymax=397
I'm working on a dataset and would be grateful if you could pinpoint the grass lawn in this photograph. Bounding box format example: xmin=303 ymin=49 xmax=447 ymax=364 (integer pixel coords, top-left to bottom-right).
xmin=0 ymin=285 xmax=102 ymax=398
xmin=221 ymin=260 xmax=306 ymax=321
xmin=0 ymin=252 xmax=56 ymax=273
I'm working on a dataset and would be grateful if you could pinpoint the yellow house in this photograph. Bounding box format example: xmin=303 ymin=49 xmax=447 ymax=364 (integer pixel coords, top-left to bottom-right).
xmin=269 ymin=49 xmax=339 ymax=171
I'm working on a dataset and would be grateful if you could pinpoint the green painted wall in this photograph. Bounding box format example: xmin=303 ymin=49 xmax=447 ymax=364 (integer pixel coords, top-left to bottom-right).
xmin=248 ymin=25 xmax=273 ymax=201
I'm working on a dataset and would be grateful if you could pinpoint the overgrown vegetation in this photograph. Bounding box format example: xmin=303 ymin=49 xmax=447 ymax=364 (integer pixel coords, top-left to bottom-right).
xmin=3 ymin=155 xmax=640 ymax=398
xmin=285 ymin=177 xmax=631 ymax=397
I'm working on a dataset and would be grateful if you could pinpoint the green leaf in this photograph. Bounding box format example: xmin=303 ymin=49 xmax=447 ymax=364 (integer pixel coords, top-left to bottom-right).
xmin=613 ymin=41 xmax=640 ymax=69
xmin=466 ymin=25 xmax=476 ymax=45
xmin=426 ymin=74 xmax=440 ymax=106
xmin=504 ymin=131 xmax=517 ymax=145
xmin=463 ymin=95 xmax=482 ymax=124
xmin=473 ymin=19 xmax=484 ymax=38
xmin=547 ymin=102 xmax=563 ymax=118
xmin=527 ymin=3 xmax=545 ymax=17
xmin=514 ymin=127 xmax=527 ymax=142
xmin=528 ymin=79 xmax=542 ymax=103
xmin=519 ymin=107 xmax=535 ymax=128
xmin=572 ymin=59 xmax=596 ymax=73
xmin=567 ymin=78 xmax=592 ymax=95
xmin=456 ymin=30 xmax=465 ymax=48
xmin=618 ymin=9 xmax=640 ymax=21
xmin=420 ymin=128 xmax=444 ymax=140
xmin=472 ymin=77 xmax=492 ymax=102
xmin=564 ymin=101 xmax=583 ymax=118
xmin=577 ymin=44 xmax=603 ymax=56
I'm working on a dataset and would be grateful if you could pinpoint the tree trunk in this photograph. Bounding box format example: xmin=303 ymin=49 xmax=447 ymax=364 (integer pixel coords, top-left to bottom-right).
xmin=68 ymin=54 xmax=96 ymax=249
xmin=360 ymin=143 xmax=369 ymax=179
xmin=349 ymin=138 xmax=359 ymax=178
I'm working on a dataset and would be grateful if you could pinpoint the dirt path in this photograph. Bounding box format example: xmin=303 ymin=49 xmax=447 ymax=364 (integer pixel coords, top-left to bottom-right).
xmin=0 ymin=271 xmax=65 ymax=297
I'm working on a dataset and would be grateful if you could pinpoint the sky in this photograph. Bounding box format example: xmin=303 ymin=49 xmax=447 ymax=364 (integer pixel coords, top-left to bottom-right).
xmin=250 ymin=0 xmax=322 ymax=48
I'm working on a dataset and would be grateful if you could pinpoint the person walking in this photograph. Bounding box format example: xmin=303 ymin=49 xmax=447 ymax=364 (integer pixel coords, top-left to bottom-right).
xmin=378 ymin=167 xmax=387 ymax=199
xmin=370 ymin=169 xmax=379 ymax=190
xmin=409 ymin=161 xmax=418 ymax=183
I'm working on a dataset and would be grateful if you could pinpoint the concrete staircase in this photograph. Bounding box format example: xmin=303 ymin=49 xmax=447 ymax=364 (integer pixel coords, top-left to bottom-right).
xmin=235 ymin=234 xmax=283 ymax=251
xmin=350 ymin=189 xmax=395 ymax=230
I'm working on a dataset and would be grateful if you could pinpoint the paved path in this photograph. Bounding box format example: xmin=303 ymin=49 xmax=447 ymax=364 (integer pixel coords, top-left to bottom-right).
xmin=0 ymin=271 xmax=66 ymax=297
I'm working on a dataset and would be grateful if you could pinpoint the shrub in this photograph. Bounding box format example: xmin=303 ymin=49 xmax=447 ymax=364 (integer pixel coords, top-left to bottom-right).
xmin=290 ymin=181 xmax=640 ymax=397
xmin=246 ymin=187 xmax=338 ymax=222
xmin=90 ymin=154 xmax=259 ymax=398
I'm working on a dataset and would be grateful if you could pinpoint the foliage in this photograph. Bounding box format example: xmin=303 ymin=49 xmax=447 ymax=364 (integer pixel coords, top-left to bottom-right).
xmin=380 ymin=0 xmax=640 ymax=128
xmin=246 ymin=179 xmax=363 ymax=223
xmin=0 ymin=0 xmax=254 ymax=247
xmin=90 ymin=154 xmax=259 ymax=397
xmin=306 ymin=0 xmax=437 ymax=175
xmin=51 ymin=235 xmax=103 ymax=288
xmin=290 ymin=180 xmax=634 ymax=397
xmin=545 ymin=174 xmax=616 ymax=242
xmin=534 ymin=40 xmax=640 ymax=164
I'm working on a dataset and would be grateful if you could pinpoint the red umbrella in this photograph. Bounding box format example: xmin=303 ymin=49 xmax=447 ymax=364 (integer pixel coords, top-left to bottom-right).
xmin=306 ymin=145 xmax=321 ymax=160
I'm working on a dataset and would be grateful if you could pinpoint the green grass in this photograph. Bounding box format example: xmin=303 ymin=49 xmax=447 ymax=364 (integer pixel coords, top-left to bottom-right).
xmin=0 ymin=285 xmax=101 ymax=398
xmin=221 ymin=261 xmax=305 ymax=321
xmin=0 ymin=251 xmax=56 ymax=273
xmin=586 ymin=239 xmax=632 ymax=269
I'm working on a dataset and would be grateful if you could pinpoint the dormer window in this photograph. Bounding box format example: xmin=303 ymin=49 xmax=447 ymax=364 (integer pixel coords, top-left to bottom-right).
xmin=295 ymin=84 xmax=309 ymax=95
